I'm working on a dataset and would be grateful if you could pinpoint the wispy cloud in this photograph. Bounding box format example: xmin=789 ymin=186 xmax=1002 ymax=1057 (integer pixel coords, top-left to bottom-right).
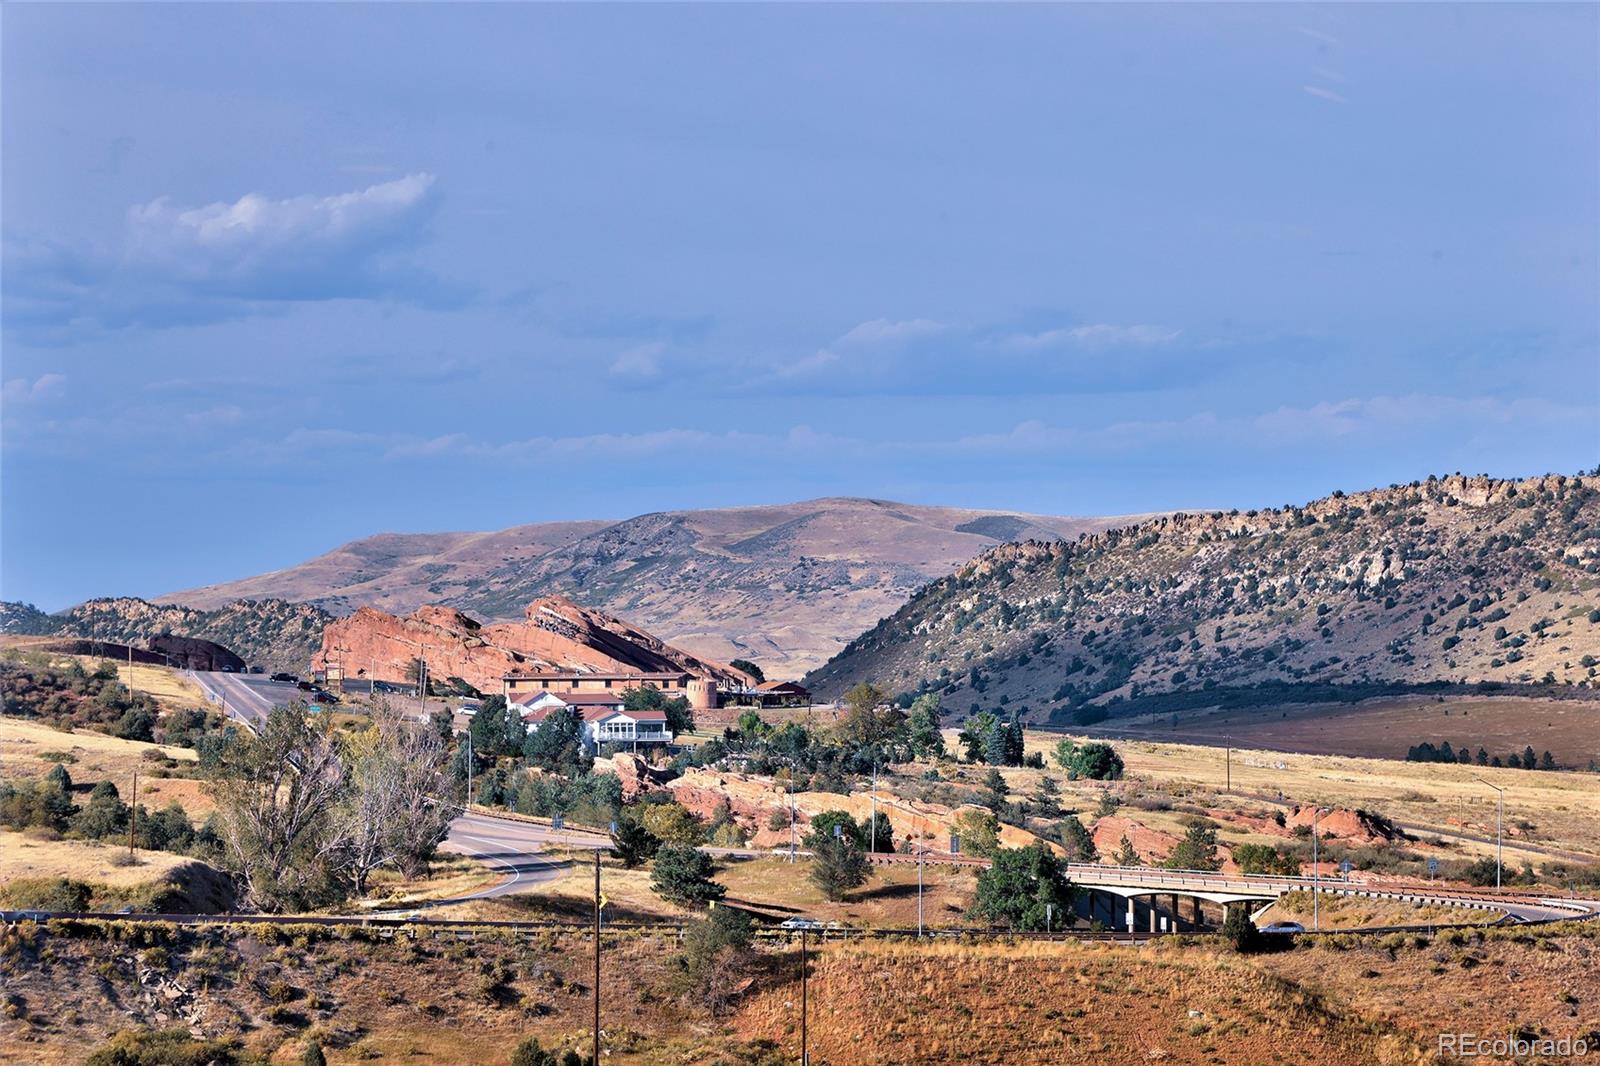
xmin=1 ymin=373 xmax=67 ymax=404
xmin=3 ymin=174 xmax=461 ymax=342
xmin=1003 ymin=323 xmax=1181 ymax=351
xmin=1303 ymin=85 xmax=1348 ymax=104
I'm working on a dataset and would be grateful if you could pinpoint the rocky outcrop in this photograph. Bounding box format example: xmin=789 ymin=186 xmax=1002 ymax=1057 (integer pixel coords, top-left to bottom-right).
xmin=148 ymin=634 xmax=245 ymax=672
xmin=666 ymin=769 xmax=1058 ymax=853
xmin=314 ymin=594 xmax=753 ymax=693
xmin=605 ymin=753 xmax=671 ymax=801
xmin=1089 ymin=815 xmax=1186 ymax=866
xmin=1285 ymin=805 xmax=1406 ymax=844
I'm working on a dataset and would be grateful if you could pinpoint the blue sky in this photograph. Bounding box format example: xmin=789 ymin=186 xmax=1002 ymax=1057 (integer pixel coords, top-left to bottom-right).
xmin=3 ymin=3 xmax=1596 ymax=611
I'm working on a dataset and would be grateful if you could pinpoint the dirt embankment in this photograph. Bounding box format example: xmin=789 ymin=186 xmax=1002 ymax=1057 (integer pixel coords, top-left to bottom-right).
xmin=9 ymin=919 xmax=1594 ymax=1065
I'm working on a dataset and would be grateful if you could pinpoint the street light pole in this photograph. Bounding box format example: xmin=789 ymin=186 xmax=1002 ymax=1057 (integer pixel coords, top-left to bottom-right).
xmin=917 ymin=837 xmax=924 ymax=938
xmin=1475 ymin=778 xmax=1505 ymax=889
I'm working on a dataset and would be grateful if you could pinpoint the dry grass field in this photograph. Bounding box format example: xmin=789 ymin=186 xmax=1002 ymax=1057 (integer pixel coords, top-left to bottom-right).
xmin=1 ymin=912 xmax=1596 ymax=1064
xmin=0 ymin=716 xmax=213 ymax=816
xmin=993 ymin=728 xmax=1600 ymax=864
xmin=1253 ymin=890 xmax=1499 ymax=930
xmin=438 ymin=850 xmax=984 ymax=930
xmin=0 ymin=829 xmax=196 ymax=888
xmin=1095 ymin=694 xmax=1600 ymax=769
xmin=114 ymin=661 xmax=211 ymax=711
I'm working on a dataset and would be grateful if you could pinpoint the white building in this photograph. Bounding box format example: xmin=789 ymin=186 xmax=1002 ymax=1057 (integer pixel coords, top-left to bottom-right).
xmin=515 ymin=690 xmax=673 ymax=752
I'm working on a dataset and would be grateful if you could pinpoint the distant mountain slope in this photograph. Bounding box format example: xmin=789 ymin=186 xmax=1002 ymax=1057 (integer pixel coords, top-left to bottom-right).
xmin=165 ymin=498 xmax=1153 ymax=677
xmin=170 ymin=520 xmax=611 ymax=615
xmin=0 ymin=597 xmax=330 ymax=674
xmin=805 ymin=474 xmax=1600 ymax=717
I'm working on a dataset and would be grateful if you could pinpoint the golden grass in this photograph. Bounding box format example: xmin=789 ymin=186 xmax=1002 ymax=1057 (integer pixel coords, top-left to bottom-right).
xmin=0 ymin=828 xmax=195 ymax=888
xmin=115 ymin=661 xmax=210 ymax=711
xmin=1255 ymin=889 xmax=1499 ymax=929
xmin=984 ymin=728 xmax=1600 ymax=863
xmin=0 ymin=715 xmax=213 ymax=816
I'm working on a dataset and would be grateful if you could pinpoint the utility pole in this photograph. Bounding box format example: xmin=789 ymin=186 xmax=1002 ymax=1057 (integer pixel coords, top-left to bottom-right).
xmin=593 ymin=849 xmax=601 ymax=1066
xmin=1475 ymin=778 xmax=1505 ymax=889
xmin=788 ymin=769 xmax=797 ymax=863
xmin=869 ymin=762 xmax=878 ymax=854
xmin=465 ymin=730 xmax=474 ymax=807
xmin=1311 ymin=806 xmax=1328 ymax=931
xmin=128 ymin=769 xmax=138 ymax=858
xmin=128 ymin=643 xmax=136 ymax=706
xmin=1225 ymin=735 xmax=1231 ymax=793
xmin=799 ymin=928 xmax=809 ymax=1066
xmin=418 ymin=643 xmax=428 ymax=718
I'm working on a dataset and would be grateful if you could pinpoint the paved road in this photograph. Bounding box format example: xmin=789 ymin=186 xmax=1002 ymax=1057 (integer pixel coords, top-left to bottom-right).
xmin=188 ymin=670 xmax=306 ymax=731
xmin=438 ymin=812 xmax=612 ymax=900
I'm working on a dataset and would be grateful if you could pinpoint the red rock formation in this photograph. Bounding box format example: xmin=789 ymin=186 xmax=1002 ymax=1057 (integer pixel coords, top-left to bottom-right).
xmin=1089 ymin=815 xmax=1185 ymax=866
xmin=665 ymin=769 xmax=1058 ymax=853
xmin=314 ymin=594 xmax=753 ymax=694
xmin=604 ymin=753 xmax=671 ymax=801
xmin=1285 ymin=805 xmax=1404 ymax=844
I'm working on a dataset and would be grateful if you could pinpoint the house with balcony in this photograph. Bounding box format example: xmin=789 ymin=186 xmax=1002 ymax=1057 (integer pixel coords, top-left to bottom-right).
xmin=515 ymin=690 xmax=673 ymax=752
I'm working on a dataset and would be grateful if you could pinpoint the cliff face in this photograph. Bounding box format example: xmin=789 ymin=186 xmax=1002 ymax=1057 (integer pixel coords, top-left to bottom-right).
xmin=313 ymin=594 xmax=753 ymax=693
xmin=806 ymin=473 xmax=1600 ymax=714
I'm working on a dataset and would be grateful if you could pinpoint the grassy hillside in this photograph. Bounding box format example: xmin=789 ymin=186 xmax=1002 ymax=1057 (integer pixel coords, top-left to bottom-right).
xmin=3 ymin=917 xmax=1595 ymax=1064
xmin=806 ymin=473 xmax=1600 ymax=720
xmin=0 ymin=597 xmax=330 ymax=673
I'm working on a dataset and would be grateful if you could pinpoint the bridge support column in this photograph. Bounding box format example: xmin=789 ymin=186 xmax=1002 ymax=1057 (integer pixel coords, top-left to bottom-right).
xmin=1191 ymin=896 xmax=1202 ymax=929
xmin=1149 ymin=897 xmax=1158 ymax=933
xmin=1171 ymin=895 xmax=1180 ymax=931
xmin=1127 ymin=897 xmax=1136 ymax=932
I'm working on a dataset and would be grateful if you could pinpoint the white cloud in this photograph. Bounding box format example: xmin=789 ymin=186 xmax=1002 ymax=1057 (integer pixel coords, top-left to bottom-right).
xmin=1004 ymin=323 xmax=1181 ymax=351
xmin=1 ymin=373 xmax=67 ymax=404
xmin=608 ymin=342 xmax=666 ymax=385
xmin=5 ymin=174 xmax=451 ymax=339
xmin=777 ymin=318 xmax=946 ymax=380
xmin=1303 ymin=86 xmax=1347 ymax=104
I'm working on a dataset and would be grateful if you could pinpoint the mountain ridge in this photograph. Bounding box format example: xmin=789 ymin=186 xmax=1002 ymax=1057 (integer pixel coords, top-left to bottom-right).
xmin=804 ymin=473 xmax=1600 ymax=716
xmin=160 ymin=497 xmax=1156 ymax=676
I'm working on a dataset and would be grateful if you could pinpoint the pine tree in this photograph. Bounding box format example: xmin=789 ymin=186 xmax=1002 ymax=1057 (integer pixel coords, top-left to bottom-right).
xmin=1113 ymin=833 xmax=1140 ymax=866
xmin=809 ymin=835 xmax=871 ymax=901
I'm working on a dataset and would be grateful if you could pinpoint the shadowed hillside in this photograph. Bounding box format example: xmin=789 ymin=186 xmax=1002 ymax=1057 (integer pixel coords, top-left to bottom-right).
xmin=806 ymin=473 xmax=1600 ymax=720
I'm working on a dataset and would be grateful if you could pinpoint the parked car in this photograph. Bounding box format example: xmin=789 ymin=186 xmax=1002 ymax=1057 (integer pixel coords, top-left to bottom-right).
xmin=1260 ymin=921 xmax=1305 ymax=934
xmin=296 ymin=681 xmax=315 ymax=691
xmin=779 ymin=917 xmax=824 ymax=930
xmin=311 ymin=690 xmax=338 ymax=705
xmin=270 ymin=672 xmax=298 ymax=683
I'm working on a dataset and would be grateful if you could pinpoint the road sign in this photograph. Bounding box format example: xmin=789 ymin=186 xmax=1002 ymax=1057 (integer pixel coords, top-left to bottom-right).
xmin=950 ymin=833 xmax=961 ymax=855
xmin=552 ymin=815 xmax=564 ymax=831
xmin=1340 ymin=859 xmax=1352 ymax=877
xmin=608 ymin=820 xmax=617 ymax=834
xmin=1427 ymin=857 xmax=1440 ymax=878
xmin=599 ymin=893 xmax=610 ymax=910
xmin=833 ymin=824 xmax=844 ymax=839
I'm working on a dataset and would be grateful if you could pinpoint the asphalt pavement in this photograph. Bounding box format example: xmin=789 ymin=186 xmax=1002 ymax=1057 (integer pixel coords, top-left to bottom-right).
xmin=188 ymin=670 xmax=306 ymax=730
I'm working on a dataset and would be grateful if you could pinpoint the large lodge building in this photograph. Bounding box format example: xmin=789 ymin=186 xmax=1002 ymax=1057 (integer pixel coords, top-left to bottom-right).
xmin=502 ymin=670 xmax=719 ymax=710
xmin=501 ymin=670 xmax=810 ymax=713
